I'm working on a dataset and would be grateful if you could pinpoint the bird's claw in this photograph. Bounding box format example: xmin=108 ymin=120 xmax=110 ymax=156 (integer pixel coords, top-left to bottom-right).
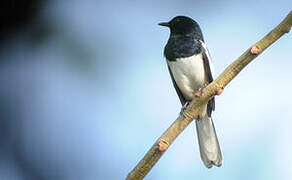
xmin=180 ymin=101 xmax=190 ymax=118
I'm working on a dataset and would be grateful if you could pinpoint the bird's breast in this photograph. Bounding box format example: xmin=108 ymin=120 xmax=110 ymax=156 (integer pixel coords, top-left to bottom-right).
xmin=168 ymin=53 xmax=206 ymax=100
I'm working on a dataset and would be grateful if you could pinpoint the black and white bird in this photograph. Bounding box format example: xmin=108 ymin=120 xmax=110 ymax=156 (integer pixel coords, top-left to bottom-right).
xmin=159 ymin=16 xmax=222 ymax=168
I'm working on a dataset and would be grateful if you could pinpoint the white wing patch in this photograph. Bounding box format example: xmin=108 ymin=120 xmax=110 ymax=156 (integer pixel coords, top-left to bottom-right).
xmin=200 ymin=40 xmax=215 ymax=78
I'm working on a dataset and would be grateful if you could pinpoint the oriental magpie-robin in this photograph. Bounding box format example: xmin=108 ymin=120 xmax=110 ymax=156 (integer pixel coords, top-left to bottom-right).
xmin=159 ymin=16 xmax=222 ymax=168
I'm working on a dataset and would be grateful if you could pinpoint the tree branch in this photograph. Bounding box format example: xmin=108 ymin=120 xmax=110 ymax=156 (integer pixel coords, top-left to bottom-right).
xmin=126 ymin=11 xmax=292 ymax=180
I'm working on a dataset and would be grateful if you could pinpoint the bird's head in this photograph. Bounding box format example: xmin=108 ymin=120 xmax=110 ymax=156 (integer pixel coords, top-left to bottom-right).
xmin=159 ymin=16 xmax=202 ymax=36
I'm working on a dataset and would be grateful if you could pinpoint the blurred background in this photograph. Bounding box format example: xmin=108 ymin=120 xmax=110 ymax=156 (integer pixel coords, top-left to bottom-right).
xmin=0 ymin=0 xmax=291 ymax=179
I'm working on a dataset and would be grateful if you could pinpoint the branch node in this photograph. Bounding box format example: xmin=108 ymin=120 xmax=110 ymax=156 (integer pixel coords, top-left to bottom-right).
xmin=157 ymin=139 xmax=169 ymax=152
xmin=194 ymin=91 xmax=202 ymax=98
xmin=216 ymin=87 xmax=224 ymax=96
xmin=250 ymin=45 xmax=261 ymax=55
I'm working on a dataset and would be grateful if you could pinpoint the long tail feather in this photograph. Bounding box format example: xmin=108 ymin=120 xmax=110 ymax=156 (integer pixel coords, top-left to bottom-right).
xmin=195 ymin=115 xmax=222 ymax=168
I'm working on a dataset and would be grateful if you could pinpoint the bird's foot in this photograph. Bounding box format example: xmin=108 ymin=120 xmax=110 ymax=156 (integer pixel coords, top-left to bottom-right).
xmin=194 ymin=86 xmax=206 ymax=98
xmin=195 ymin=86 xmax=224 ymax=97
xmin=180 ymin=101 xmax=190 ymax=118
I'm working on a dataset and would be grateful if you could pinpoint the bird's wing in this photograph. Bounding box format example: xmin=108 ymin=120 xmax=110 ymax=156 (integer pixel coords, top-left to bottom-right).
xmin=200 ymin=40 xmax=215 ymax=117
xmin=167 ymin=65 xmax=187 ymax=105
xmin=200 ymin=40 xmax=214 ymax=82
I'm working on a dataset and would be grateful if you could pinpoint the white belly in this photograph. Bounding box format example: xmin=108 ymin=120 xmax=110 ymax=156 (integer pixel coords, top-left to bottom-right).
xmin=167 ymin=53 xmax=206 ymax=100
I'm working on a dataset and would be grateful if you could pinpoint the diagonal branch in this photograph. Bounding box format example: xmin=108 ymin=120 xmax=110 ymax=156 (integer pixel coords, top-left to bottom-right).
xmin=126 ymin=11 xmax=292 ymax=180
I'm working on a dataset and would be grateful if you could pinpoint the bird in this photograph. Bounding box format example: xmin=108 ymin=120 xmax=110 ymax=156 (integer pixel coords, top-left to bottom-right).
xmin=159 ymin=16 xmax=222 ymax=168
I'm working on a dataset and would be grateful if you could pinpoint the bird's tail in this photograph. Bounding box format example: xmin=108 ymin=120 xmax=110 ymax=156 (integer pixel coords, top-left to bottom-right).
xmin=195 ymin=115 xmax=222 ymax=168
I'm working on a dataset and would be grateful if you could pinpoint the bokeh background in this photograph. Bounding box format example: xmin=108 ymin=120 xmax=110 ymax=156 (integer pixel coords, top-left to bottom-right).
xmin=1 ymin=0 xmax=292 ymax=179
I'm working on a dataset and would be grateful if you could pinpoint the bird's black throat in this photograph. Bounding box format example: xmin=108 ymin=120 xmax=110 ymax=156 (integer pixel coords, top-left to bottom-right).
xmin=164 ymin=34 xmax=203 ymax=61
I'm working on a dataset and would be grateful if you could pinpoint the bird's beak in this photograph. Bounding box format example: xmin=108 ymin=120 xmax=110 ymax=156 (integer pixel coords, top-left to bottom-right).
xmin=158 ymin=22 xmax=169 ymax=27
